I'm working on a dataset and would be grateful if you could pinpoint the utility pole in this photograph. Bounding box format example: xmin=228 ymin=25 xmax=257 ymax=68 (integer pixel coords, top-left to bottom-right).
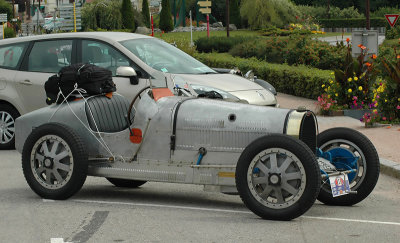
xmin=366 ymin=0 xmax=370 ymax=30
xmin=226 ymin=0 xmax=229 ymax=37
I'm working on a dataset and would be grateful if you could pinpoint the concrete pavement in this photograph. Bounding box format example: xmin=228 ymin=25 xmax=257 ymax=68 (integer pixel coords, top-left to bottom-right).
xmin=277 ymin=92 xmax=400 ymax=179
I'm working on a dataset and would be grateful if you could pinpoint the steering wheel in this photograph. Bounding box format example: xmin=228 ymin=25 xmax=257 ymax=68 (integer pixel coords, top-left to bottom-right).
xmin=127 ymin=86 xmax=151 ymax=124
xmin=151 ymin=62 xmax=171 ymax=70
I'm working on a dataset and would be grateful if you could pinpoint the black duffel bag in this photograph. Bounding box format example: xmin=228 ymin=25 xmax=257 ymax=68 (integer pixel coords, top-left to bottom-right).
xmin=45 ymin=63 xmax=116 ymax=104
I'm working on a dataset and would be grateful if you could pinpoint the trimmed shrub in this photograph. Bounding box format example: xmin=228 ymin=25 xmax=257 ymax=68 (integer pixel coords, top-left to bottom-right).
xmin=82 ymin=0 xmax=123 ymax=30
xmin=229 ymin=37 xmax=347 ymax=71
xmin=318 ymin=18 xmax=387 ymax=28
xmin=160 ymin=0 xmax=173 ymax=32
xmin=386 ymin=25 xmax=400 ymax=40
xmin=121 ymin=0 xmax=135 ymax=30
xmin=262 ymin=27 xmax=311 ymax=36
xmin=195 ymin=36 xmax=249 ymax=53
xmin=194 ymin=52 xmax=331 ymax=99
xmin=4 ymin=27 xmax=15 ymax=38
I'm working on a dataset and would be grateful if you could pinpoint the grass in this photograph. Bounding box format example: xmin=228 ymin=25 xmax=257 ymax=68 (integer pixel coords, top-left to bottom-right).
xmin=158 ymin=30 xmax=261 ymax=43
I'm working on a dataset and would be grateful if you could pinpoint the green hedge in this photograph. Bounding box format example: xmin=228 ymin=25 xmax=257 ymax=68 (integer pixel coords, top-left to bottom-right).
xmin=4 ymin=27 xmax=15 ymax=39
xmin=318 ymin=18 xmax=387 ymax=28
xmin=195 ymin=52 xmax=331 ymax=100
xmin=195 ymin=36 xmax=249 ymax=53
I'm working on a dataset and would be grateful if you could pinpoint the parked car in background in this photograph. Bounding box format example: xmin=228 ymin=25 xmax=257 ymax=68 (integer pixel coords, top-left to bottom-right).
xmin=0 ymin=32 xmax=277 ymax=149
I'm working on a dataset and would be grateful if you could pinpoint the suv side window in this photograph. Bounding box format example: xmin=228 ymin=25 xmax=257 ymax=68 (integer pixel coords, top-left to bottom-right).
xmin=82 ymin=40 xmax=130 ymax=76
xmin=28 ymin=40 xmax=73 ymax=73
xmin=0 ymin=43 xmax=27 ymax=69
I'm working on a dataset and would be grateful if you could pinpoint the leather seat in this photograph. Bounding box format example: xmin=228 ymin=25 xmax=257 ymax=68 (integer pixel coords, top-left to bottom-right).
xmin=85 ymin=94 xmax=133 ymax=133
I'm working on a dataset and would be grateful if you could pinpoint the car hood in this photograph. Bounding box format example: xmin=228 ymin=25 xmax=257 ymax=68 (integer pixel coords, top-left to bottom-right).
xmin=175 ymin=73 xmax=277 ymax=106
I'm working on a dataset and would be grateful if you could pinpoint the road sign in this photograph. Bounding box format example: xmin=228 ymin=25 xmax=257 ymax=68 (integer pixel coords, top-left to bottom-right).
xmin=385 ymin=14 xmax=399 ymax=28
xmin=199 ymin=8 xmax=211 ymax=14
xmin=0 ymin=13 xmax=7 ymax=22
xmin=198 ymin=0 xmax=211 ymax=15
xmin=198 ymin=1 xmax=211 ymax=7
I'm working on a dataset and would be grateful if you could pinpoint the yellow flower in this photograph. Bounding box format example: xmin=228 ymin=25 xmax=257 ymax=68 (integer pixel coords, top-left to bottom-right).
xmin=358 ymin=86 xmax=363 ymax=91
xmin=372 ymin=98 xmax=375 ymax=102
xmin=348 ymin=78 xmax=352 ymax=82
xmin=385 ymin=99 xmax=388 ymax=102
xmin=328 ymin=95 xmax=331 ymax=98
xmin=330 ymin=72 xmax=334 ymax=75
xmin=328 ymin=86 xmax=331 ymax=90
xmin=330 ymin=80 xmax=333 ymax=84
xmin=373 ymin=109 xmax=377 ymax=113
xmin=335 ymin=93 xmax=338 ymax=97
xmin=354 ymin=77 xmax=358 ymax=81
xmin=398 ymin=98 xmax=400 ymax=102
xmin=324 ymin=88 xmax=327 ymax=92
xmin=321 ymin=84 xmax=325 ymax=88
xmin=348 ymin=89 xmax=352 ymax=93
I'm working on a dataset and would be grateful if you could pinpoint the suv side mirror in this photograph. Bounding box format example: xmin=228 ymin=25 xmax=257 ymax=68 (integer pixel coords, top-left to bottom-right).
xmin=116 ymin=66 xmax=139 ymax=85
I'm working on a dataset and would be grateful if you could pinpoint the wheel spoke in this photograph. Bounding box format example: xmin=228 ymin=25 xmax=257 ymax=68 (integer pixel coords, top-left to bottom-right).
xmin=269 ymin=153 xmax=278 ymax=171
xmin=255 ymin=161 xmax=270 ymax=174
xmin=55 ymin=162 xmax=70 ymax=172
xmin=49 ymin=141 xmax=60 ymax=157
xmin=283 ymin=172 xmax=302 ymax=181
xmin=274 ymin=188 xmax=285 ymax=204
xmin=0 ymin=112 xmax=4 ymax=122
xmin=259 ymin=186 xmax=274 ymax=198
xmin=253 ymin=176 xmax=268 ymax=185
xmin=279 ymin=157 xmax=292 ymax=173
xmin=0 ymin=133 xmax=4 ymax=143
xmin=4 ymin=130 xmax=12 ymax=139
xmin=5 ymin=121 xmax=14 ymax=127
xmin=45 ymin=170 xmax=52 ymax=184
xmin=41 ymin=141 xmax=50 ymax=156
xmin=53 ymin=170 xmax=63 ymax=183
xmin=35 ymin=166 xmax=46 ymax=175
xmin=281 ymin=182 xmax=298 ymax=195
xmin=54 ymin=150 xmax=69 ymax=162
xmin=6 ymin=127 xmax=15 ymax=132
xmin=4 ymin=114 xmax=12 ymax=123
xmin=35 ymin=153 xmax=45 ymax=163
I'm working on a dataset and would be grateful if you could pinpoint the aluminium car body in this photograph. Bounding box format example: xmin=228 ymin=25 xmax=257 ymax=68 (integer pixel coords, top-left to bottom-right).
xmin=0 ymin=32 xmax=276 ymax=149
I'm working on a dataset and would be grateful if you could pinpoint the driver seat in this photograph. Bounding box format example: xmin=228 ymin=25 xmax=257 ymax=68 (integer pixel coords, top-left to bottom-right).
xmin=85 ymin=94 xmax=134 ymax=133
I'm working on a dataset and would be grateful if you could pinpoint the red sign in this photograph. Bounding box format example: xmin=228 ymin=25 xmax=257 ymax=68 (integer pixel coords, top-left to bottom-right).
xmin=385 ymin=14 xmax=400 ymax=28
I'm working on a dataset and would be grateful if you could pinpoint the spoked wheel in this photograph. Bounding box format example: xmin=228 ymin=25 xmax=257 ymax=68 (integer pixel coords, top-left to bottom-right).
xmin=0 ymin=104 xmax=20 ymax=150
xmin=106 ymin=178 xmax=147 ymax=188
xmin=22 ymin=123 xmax=88 ymax=199
xmin=317 ymin=127 xmax=380 ymax=206
xmin=236 ymin=134 xmax=321 ymax=220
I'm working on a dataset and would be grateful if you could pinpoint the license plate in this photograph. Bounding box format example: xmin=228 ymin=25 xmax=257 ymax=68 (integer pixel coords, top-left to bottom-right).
xmin=329 ymin=174 xmax=351 ymax=197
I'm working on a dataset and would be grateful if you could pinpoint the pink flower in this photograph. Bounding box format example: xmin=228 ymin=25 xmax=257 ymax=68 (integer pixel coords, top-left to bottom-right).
xmin=397 ymin=105 xmax=400 ymax=110
xmin=353 ymin=96 xmax=358 ymax=100
xmin=383 ymin=117 xmax=387 ymax=121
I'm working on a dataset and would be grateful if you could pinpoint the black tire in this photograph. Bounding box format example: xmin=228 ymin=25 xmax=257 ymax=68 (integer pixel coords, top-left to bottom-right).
xmin=22 ymin=123 xmax=88 ymax=199
xmin=106 ymin=178 xmax=147 ymax=188
xmin=0 ymin=104 xmax=20 ymax=150
xmin=317 ymin=127 xmax=380 ymax=206
xmin=236 ymin=134 xmax=321 ymax=221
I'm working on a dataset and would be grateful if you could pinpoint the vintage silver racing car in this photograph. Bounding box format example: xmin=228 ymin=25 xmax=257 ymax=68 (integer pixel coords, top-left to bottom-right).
xmin=15 ymin=80 xmax=380 ymax=220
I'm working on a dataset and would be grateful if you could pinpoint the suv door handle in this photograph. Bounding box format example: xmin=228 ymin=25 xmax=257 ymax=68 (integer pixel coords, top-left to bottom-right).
xmin=18 ymin=80 xmax=32 ymax=85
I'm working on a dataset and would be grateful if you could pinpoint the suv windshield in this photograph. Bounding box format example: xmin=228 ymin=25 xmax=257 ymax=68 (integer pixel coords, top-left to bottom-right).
xmin=120 ymin=38 xmax=217 ymax=75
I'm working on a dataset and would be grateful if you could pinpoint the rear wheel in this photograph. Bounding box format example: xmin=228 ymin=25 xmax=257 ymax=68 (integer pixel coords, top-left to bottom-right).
xmin=317 ymin=127 xmax=380 ymax=206
xmin=106 ymin=178 xmax=147 ymax=188
xmin=22 ymin=123 xmax=88 ymax=199
xmin=236 ymin=134 xmax=320 ymax=220
xmin=0 ymin=104 xmax=20 ymax=150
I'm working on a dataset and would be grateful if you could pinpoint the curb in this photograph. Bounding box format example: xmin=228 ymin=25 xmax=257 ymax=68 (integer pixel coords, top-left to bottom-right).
xmin=380 ymin=158 xmax=400 ymax=179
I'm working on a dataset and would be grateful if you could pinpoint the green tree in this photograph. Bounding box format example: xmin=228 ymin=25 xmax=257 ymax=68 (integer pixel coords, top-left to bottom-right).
xmin=241 ymin=0 xmax=300 ymax=29
xmin=230 ymin=0 xmax=241 ymax=28
xmin=82 ymin=0 xmax=123 ymax=30
xmin=0 ymin=0 xmax=12 ymax=21
xmin=142 ymin=0 xmax=150 ymax=27
xmin=160 ymin=0 xmax=173 ymax=32
xmin=121 ymin=0 xmax=135 ymax=30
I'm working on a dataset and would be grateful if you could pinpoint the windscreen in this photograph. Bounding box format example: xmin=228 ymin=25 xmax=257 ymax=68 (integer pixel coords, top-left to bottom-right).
xmin=120 ymin=38 xmax=217 ymax=75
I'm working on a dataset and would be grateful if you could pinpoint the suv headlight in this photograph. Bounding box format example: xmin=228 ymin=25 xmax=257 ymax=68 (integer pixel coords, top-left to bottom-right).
xmin=191 ymin=85 xmax=243 ymax=102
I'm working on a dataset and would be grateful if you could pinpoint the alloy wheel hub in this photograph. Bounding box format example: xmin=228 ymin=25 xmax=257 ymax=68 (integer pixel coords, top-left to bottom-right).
xmin=268 ymin=173 xmax=281 ymax=185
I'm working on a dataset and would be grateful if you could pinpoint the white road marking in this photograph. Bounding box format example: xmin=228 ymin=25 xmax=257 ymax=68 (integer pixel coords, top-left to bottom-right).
xmin=50 ymin=238 xmax=72 ymax=243
xmin=66 ymin=199 xmax=400 ymax=226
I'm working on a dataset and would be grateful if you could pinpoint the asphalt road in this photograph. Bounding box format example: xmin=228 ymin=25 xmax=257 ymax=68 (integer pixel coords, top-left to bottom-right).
xmin=1 ymin=150 xmax=400 ymax=243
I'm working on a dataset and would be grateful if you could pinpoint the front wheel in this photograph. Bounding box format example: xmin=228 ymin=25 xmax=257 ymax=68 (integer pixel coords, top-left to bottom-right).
xmin=317 ymin=127 xmax=380 ymax=206
xmin=236 ymin=134 xmax=321 ymax=220
xmin=22 ymin=123 xmax=88 ymax=199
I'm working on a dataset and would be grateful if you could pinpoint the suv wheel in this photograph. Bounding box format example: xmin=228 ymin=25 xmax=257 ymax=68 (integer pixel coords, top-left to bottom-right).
xmin=0 ymin=104 xmax=20 ymax=150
